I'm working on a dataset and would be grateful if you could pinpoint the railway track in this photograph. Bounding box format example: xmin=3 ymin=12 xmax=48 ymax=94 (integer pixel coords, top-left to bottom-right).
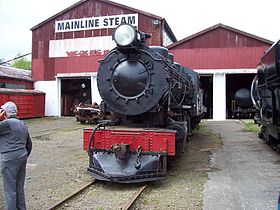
xmin=30 ymin=125 xmax=87 ymax=138
xmin=46 ymin=180 xmax=148 ymax=210
xmin=24 ymin=117 xmax=88 ymax=138
xmin=121 ymin=184 xmax=148 ymax=210
xmin=22 ymin=117 xmax=149 ymax=209
xmin=47 ymin=179 xmax=96 ymax=210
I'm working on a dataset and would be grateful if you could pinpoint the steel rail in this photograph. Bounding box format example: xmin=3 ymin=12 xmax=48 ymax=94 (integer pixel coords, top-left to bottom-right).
xmin=121 ymin=184 xmax=148 ymax=210
xmin=46 ymin=179 xmax=96 ymax=210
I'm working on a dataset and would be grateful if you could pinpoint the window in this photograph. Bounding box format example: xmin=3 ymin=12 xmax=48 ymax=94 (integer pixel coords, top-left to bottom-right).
xmin=0 ymin=83 xmax=26 ymax=89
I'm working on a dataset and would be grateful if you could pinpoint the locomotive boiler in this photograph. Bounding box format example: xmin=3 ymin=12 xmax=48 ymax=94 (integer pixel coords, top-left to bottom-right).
xmin=231 ymin=88 xmax=256 ymax=118
xmin=84 ymin=24 xmax=205 ymax=183
xmin=251 ymin=40 xmax=280 ymax=151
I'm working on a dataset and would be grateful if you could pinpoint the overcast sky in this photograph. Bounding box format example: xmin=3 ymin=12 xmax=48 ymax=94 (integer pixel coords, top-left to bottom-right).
xmin=0 ymin=0 xmax=280 ymax=61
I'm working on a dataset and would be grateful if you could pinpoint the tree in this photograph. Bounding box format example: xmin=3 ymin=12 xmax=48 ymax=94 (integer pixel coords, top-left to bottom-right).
xmin=11 ymin=53 xmax=31 ymax=70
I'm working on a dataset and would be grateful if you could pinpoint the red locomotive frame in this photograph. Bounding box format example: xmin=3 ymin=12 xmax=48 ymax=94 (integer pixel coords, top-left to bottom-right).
xmin=84 ymin=128 xmax=176 ymax=155
xmin=83 ymin=126 xmax=176 ymax=183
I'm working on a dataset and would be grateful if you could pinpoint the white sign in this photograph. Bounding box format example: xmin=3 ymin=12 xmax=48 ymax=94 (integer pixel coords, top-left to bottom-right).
xmin=55 ymin=14 xmax=138 ymax=33
xmin=49 ymin=36 xmax=116 ymax=58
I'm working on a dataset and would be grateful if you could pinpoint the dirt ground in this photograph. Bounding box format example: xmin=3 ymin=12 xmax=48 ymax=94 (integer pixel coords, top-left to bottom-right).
xmin=0 ymin=117 xmax=221 ymax=210
xmin=130 ymin=123 xmax=221 ymax=210
xmin=0 ymin=117 xmax=92 ymax=209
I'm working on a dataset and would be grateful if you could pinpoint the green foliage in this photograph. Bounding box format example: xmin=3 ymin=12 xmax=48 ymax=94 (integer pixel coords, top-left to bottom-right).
xmin=11 ymin=53 xmax=31 ymax=70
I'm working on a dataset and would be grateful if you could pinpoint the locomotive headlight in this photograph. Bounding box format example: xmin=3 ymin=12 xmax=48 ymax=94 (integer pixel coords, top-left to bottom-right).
xmin=113 ymin=24 xmax=136 ymax=46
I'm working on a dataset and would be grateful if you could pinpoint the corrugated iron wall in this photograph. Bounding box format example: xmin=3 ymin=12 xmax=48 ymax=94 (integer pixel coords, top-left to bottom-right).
xmin=171 ymin=47 xmax=268 ymax=69
xmin=169 ymin=27 xmax=271 ymax=69
xmin=0 ymin=91 xmax=45 ymax=119
xmin=32 ymin=0 xmax=163 ymax=81
xmin=171 ymin=28 xmax=269 ymax=49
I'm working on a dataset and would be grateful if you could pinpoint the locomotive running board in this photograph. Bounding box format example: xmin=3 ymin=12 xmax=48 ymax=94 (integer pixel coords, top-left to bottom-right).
xmin=87 ymin=149 xmax=167 ymax=183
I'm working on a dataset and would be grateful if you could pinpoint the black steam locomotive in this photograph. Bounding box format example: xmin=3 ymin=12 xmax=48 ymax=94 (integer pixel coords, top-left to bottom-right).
xmin=83 ymin=24 xmax=205 ymax=183
xmin=251 ymin=40 xmax=280 ymax=151
xmin=231 ymin=88 xmax=256 ymax=119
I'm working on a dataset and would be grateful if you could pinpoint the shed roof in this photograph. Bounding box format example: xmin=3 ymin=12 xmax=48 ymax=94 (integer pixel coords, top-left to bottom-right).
xmin=0 ymin=65 xmax=32 ymax=81
xmin=0 ymin=88 xmax=44 ymax=94
xmin=31 ymin=0 xmax=177 ymax=42
xmin=168 ymin=23 xmax=273 ymax=49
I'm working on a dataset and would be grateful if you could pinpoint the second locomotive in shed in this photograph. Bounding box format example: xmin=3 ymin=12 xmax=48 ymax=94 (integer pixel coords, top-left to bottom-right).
xmin=230 ymin=88 xmax=256 ymax=119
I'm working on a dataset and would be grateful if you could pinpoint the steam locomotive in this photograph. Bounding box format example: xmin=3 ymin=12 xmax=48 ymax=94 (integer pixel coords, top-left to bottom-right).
xmin=230 ymin=88 xmax=256 ymax=119
xmin=251 ymin=40 xmax=280 ymax=151
xmin=83 ymin=24 xmax=205 ymax=183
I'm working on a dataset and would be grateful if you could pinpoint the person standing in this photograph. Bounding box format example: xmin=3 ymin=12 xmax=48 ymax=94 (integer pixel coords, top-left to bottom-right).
xmin=0 ymin=101 xmax=32 ymax=210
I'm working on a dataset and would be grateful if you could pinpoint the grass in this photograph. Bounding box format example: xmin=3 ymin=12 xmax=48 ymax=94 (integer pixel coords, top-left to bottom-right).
xmin=197 ymin=123 xmax=206 ymax=131
xmin=244 ymin=120 xmax=261 ymax=134
xmin=195 ymin=122 xmax=222 ymax=145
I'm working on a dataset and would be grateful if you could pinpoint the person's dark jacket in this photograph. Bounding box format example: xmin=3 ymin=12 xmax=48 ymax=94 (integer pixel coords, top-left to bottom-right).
xmin=0 ymin=117 xmax=32 ymax=161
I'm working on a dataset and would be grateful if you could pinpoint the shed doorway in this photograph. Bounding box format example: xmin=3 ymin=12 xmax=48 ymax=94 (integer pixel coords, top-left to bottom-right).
xmin=61 ymin=77 xmax=91 ymax=116
xmin=226 ymin=73 xmax=255 ymax=119
xmin=200 ymin=74 xmax=213 ymax=119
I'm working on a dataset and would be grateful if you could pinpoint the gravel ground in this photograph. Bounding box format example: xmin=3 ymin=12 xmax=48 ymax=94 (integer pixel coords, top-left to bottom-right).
xmin=63 ymin=122 xmax=221 ymax=210
xmin=131 ymin=123 xmax=221 ymax=210
xmin=0 ymin=117 xmax=220 ymax=210
xmin=0 ymin=117 xmax=92 ymax=210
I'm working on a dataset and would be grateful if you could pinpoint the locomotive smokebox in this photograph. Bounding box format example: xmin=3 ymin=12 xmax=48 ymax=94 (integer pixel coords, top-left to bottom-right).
xmin=234 ymin=88 xmax=252 ymax=108
xmin=97 ymin=46 xmax=170 ymax=116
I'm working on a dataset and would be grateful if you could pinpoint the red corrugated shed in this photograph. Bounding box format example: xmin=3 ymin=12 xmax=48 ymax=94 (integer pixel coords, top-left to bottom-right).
xmin=0 ymin=88 xmax=45 ymax=119
xmin=0 ymin=78 xmax=33 ymax=90
xmin=0 ymin=66 xmax=45 ymax=119
xmin=0 ymin=66 xmax=33 ymax=89
xmin=31 ymin=0 xmax=177 ymax=81
xmin=168 ymin=23 xmax=274 ymax=69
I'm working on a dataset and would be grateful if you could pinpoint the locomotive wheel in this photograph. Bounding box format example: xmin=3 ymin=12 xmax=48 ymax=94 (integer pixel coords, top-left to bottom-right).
xmin=167 ymin=123 xmax=187 ymax=157
xmin=275 ymin=145 xmax=280 ymax=153
xmin=262 ymin=126 xmax=271 ymax=145
xmin=168 ymin=124 xmax=186 ymax=142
